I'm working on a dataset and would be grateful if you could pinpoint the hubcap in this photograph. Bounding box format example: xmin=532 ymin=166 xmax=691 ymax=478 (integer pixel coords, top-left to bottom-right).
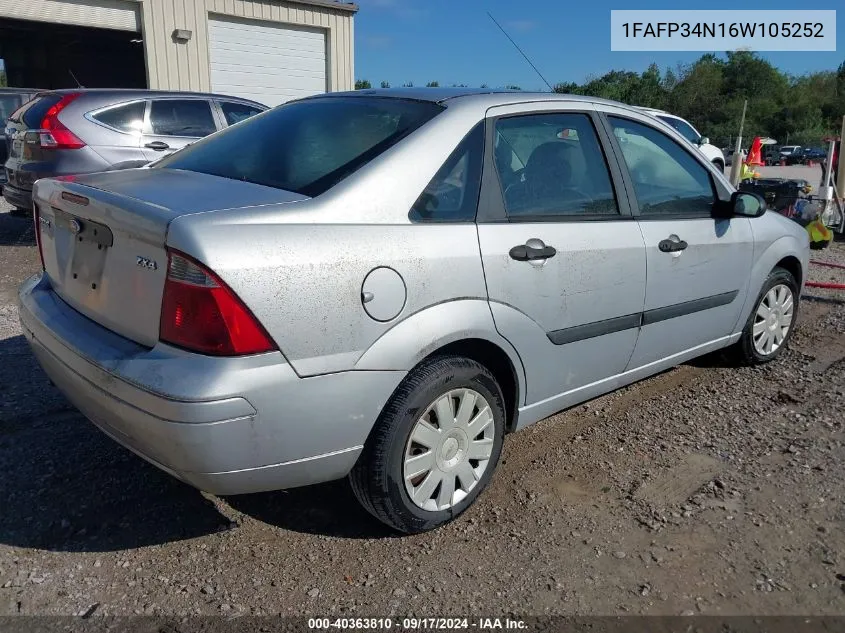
xmin=403 ymin=388 xmax=495 ymax=512
xmin=753 ymin=283 xmax=794 ymax=356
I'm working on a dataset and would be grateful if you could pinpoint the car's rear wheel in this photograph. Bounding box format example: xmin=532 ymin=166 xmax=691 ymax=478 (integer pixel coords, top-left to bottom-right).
xmin=350 ymin=356 xmax=506 ymax=534
xmin=731 ymin=267 xmax=799 ymax=364
xmin=9 ymin=207 xmax=29 ymax=218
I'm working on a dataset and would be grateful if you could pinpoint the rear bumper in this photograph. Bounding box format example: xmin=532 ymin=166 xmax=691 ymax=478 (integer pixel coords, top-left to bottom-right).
xmin=18 ymin=273 xmax=405 ymax=495
xmin=3 ymin=183 xmax=31 ymax=209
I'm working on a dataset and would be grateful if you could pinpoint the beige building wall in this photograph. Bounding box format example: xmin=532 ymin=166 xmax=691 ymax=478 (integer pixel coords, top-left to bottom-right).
xmin=140 ymin=0 xmax=356 ymax=93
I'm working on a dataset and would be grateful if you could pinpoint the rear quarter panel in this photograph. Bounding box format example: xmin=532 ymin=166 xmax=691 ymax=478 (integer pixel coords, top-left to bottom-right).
xmin=167 ymin=218 xmax=492 ymax=377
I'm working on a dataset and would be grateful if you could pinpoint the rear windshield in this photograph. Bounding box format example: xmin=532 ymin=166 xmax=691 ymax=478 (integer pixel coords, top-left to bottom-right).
xmin=13 ymin=94 xmax=62 ymax=129
xmin=155 ymin=97 xmax=444 ymax=197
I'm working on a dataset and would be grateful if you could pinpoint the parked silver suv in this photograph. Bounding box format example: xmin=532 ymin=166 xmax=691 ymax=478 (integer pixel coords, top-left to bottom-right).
xmin=3 ymin=89 xmax=267 ymax=214
xmin=19 ymin=89 xmax=810 ymax=534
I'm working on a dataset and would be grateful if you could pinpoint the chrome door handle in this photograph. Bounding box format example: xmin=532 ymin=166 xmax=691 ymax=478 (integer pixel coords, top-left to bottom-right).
xmin=658 ymin=236 xmax=688 ymax=253
xmin=509 ymin=239 xmax=557 ymax=262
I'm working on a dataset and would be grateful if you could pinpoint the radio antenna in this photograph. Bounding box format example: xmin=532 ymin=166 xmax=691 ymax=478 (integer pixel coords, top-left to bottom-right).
xmin=68 ymin=68 xmax=84 ymax=88
xmin=487 ymin=12 xmax=553 ymax=92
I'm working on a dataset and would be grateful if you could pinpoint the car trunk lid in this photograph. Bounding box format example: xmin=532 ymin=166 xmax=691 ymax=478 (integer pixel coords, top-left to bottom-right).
xmin=33 ymin=168 xmax=307 ymax=347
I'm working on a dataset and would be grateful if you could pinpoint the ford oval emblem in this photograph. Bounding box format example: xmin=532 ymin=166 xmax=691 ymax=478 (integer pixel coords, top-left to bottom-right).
xmin=69 ymin=218 xmax=82 ymax=235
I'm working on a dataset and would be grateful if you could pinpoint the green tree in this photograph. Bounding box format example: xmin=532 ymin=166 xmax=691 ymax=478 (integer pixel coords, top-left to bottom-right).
xmin=426 ymin=81 xmax=440 ymax=87
xmin=553 ymin=82 xmax=580 ymax=94
xmin=402 ymin=81 xmax=414 ymax=87
xmin=354 ymin=79 xmax=372 ymax=90
xmin=391 ymin=53 xmax=843 ymax=147
xmin=380 ymin=80 xmax=390 ymax=88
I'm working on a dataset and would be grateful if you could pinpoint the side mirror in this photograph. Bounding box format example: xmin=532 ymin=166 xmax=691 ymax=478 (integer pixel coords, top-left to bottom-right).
xmin=713 ymin=191 xmax=767 ymax=219
xmin=732 ymin=191 xmax=767 ymax=218
xmin=698 ymin=136 xmax=710 ymax=146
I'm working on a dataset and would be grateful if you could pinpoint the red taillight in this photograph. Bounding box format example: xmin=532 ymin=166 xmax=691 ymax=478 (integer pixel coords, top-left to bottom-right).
xmin=33 ymin=205 xmax=45 ymax=271
xmin=39 ymin=94 xmax=85 ymax=150
xmin=160 ymin=250 xmax=276 ymax=356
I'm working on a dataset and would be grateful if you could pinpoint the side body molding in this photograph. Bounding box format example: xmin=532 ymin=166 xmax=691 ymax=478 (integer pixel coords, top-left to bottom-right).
xmin=354 ymin=299 xmax=527 ymax=406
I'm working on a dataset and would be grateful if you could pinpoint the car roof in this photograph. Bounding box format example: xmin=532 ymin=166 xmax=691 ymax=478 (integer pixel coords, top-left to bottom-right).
xmin=0 ymin=87 xmax=42 ymax=94
xmin=302 ymin=87 xmax=633 ymax=110
xmin=32 ymin=88 xmax=268 ymax=108
xmin=636 ymin=107 xmax=682 ymax=120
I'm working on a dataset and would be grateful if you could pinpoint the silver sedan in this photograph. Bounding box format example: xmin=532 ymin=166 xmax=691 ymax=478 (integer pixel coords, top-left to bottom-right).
xmin=19 ymin=89 xmax=809 ymax=533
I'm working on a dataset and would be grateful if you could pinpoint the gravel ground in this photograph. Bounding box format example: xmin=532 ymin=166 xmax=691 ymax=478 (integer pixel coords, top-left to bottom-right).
xmin=1 ymin=175 xmax=844 ymax=618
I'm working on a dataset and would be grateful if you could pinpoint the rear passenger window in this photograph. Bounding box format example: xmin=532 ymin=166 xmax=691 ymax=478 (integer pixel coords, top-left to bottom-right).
xmin=410 ymin=123 xmax=483 ymax=223
xmin=149 ymin=100 xmax=216 ymax=137
xmin=92 ymin=101 xmax=145 ymax=134
xmin=220 ymin=102 xmax=265 ymax=126
xmin=608 ymin=117 xmax=714 ymax=217
xmin=493 ymin=113 xmax=619 ymax=220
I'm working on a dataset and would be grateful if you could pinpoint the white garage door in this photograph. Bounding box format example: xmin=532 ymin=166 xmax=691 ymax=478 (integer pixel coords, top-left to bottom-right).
xmin=0 ymin=0 xmax=140 ymax=31
xmin=208 ymin=15 xmax=327 ymax=108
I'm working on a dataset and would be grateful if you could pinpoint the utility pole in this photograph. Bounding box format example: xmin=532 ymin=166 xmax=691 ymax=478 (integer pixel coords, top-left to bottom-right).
xmin=838 ymin=116 xmax=845 ymax=201
xmin=729 ymin=99 xmax=748 ymax=186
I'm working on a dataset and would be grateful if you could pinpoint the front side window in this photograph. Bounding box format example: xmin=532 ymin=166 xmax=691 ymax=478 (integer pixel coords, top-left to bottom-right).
xmin=156 ymin=97 xmax=443 ymax=197
xmin=493 ymin=112 xmax=619 ymax=220
xmin=149 ymin=100 xmax=217 ymax=137
xmin=409 ymin=123 xmax=483 ymax=223
xmin=657 ymin=115 xmax=701 ymax=144
xmin=92 ymin=101 xmax=145 ymax=134
xmin=609 ymin=116 xmax=715 ymax=217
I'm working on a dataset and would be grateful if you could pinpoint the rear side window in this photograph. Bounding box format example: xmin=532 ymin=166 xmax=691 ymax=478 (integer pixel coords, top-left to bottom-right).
xmin=156 ymin=97 xmax=444 ymax=197
xmin=219 ymin=101 xmax=265 ymax=126
xmin=410 ymin=123 xmax=484 ymax=223
xmin=20 ymin=94 xmax=62 ymax=129
xmin=92 ymin=101 xmax=146 ymax=134
xmin=149 ymin=100 xmax=217 ymax=137
xmin=493 ymin=112 xmax=619 ymax=219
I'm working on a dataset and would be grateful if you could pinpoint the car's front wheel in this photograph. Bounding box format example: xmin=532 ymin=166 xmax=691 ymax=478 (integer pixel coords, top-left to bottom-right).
xmin=350 ymin=356 xmax=506 ymax=534
xmin=731 ymin=267 xmax=799 ymax=364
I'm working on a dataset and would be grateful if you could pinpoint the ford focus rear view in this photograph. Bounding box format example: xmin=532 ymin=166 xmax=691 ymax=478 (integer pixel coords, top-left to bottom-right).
xmin=19 ymin=89 xmax=809 ymax=534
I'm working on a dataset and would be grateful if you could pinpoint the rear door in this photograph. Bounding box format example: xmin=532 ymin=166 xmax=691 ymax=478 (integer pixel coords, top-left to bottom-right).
xmin=140 ymin=98 xmax=218 ymax=160
xmin=85 ymin=99 xmax=148 ymax=168
xmin=476 ymin=103 xmax=647 ymax=407
xmin=601 ymin=112 xmax=753 ymax=369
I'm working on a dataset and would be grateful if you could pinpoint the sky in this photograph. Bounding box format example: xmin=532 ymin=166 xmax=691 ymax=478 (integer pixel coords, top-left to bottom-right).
xmin=353 ymin=0 xmax=844 ymax=89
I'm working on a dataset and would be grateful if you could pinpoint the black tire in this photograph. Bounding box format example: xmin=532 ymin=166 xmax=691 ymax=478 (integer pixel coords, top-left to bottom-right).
xmin=350 ymin=355 xmax=506 ymax=534
xmin=9 ymin=207 xmax=29 ymax=218
xmin=729 ymin=267 xmax=799 ymax=365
